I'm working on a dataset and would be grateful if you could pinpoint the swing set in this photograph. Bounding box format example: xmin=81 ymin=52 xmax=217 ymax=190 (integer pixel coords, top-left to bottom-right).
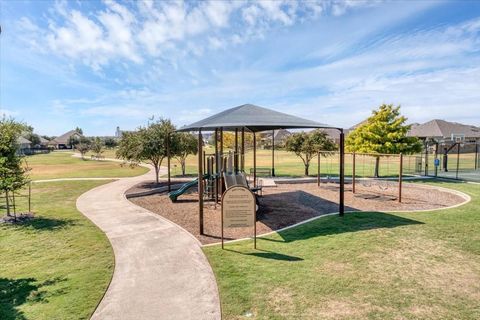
xmin=317 ymin=151 xmax=404 ymax=202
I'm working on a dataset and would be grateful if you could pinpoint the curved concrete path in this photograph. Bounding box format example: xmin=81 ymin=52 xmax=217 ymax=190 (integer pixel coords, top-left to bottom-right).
xmin=76 ymin=166 xmax=221 ymax=320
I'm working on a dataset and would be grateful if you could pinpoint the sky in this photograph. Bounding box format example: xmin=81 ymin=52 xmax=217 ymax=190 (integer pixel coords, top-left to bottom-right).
xmin=1 ymin=0 xmax=480 ymax=136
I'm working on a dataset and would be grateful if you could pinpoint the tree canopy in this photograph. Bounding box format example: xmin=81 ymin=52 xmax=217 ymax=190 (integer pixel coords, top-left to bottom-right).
xmin=0 ymin=117 xmax=30 ymax=216
xmin=171 ymin=132 xmax=198 ymax=176
xmin=285 ymin=129 xmax=336 ymax=176
xmin=116 ymin=119 xmax=175 ymax=183
xmin=346 ymin=104 xmax=422 ymax=155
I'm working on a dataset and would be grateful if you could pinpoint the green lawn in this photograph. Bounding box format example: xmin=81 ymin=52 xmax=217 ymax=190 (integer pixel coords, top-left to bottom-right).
xmin=0 ymin=181 xmax=114 ymax=320
xmin=26 ymin=151 xmax=147 ymax=180
xmin=204 ymin=180 xmax=480 ymax=319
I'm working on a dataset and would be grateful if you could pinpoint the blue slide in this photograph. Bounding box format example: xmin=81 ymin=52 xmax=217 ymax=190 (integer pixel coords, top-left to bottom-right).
xmin=168 ymin=174 xmax=210 ymax=202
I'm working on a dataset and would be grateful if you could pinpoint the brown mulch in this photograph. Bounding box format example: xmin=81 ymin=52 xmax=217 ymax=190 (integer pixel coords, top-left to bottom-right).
xmin=129 ymin=181 xmax=466 ymax=245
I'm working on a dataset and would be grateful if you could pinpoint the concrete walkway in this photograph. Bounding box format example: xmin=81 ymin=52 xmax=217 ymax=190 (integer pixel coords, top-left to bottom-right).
xmin=76 ymin=167 xmax=221 ymax=320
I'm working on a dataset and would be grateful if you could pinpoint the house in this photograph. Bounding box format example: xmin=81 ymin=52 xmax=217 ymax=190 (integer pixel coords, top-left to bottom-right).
xmin=17 ymin=137 xmax=32 ymax=155
xmin=39 ymin=136 xmax=50 ymax=147
xmin=48 ymin=130 xmax=83 ymax=149
xmin=408 ymin=119 xmax=480 ymax=144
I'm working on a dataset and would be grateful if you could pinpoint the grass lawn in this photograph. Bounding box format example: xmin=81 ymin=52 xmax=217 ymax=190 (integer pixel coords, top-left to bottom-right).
xmin=26 ymin=151 xmax=147 ymax=180
xmin=204 ymin=180 xmax=480 ymax=319
xmin=0 ymin=181 xmax=114 ymax=320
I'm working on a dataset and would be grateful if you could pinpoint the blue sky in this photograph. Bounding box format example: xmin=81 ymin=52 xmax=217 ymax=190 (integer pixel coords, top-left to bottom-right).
xmin=1 ymin=0 xmax=480 ymax=136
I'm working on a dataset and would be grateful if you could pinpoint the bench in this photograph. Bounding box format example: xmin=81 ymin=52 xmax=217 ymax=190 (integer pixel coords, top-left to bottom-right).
xmin=249 ymin=167 xmax=272 ymax=177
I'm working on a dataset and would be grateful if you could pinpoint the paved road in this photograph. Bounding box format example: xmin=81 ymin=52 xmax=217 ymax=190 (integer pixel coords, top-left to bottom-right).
xmin=76 ymin=166 xmax=221 ymax=320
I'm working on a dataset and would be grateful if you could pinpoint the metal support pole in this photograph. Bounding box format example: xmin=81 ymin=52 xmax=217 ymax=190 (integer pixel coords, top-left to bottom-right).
xmin=272 ymin=130 xmax=275 ymax=177
xmin=241 ymin=128 xmax=245 ymax=171
xmin=317 ymin=152 xmax=320 ymax=187
xmin=399 ymin=153 xmax=403 ymax=203
xmin=456 ymin=143 xmax=460 ymax=180
xmin=434 ymin=142 xmax=439 ymax=177
xmin=475 ymin=143 xmax=478 ymax=171
xmin=253 ymin=132 xmax=257 ymax=187
xmin=424 ymin=143 xmax=429 ymax=176
xmin=339 ymin=130 xmax=345 ymax=216
xmin=198 ymin=131 xmax=204 ymax=235
xmin=214 ymin=129 xmax=219 ymax=204
xmin=167 ymin=132 xmax=171 ymax=192
xmin=352 ymin=152 xmax=356 ymax=194
xmin=235 ymin=128 xmax=238 ymax=173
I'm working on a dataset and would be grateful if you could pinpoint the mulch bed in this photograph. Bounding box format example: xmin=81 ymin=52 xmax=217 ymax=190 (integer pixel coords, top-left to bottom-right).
xmin=129 ymin=181 xmax=466 ymax=245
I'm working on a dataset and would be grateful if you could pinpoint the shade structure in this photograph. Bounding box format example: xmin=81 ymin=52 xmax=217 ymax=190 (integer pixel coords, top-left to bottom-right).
xmin=168 ymin=103 xmax=345 ymax=236
xmin=177 ymin=104 xmax=337 ymax=132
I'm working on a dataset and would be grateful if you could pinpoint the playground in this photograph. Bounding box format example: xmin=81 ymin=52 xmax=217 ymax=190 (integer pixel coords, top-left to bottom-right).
xmin=129 ymin=179 xmax=466 ymax=245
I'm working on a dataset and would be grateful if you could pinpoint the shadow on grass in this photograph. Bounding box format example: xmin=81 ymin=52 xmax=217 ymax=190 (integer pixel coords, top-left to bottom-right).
xmin=5 ymin=217 xmax=76 ymax=231
xmin=0 ymin=277 xmax=67 ymax=320
xmin=0 ymin=277 xmax=39 ymax=320
xmin=262 ymin=210 xmax=423 ymax=243
xmin=225 ymin=248 xmax=303 ymax=261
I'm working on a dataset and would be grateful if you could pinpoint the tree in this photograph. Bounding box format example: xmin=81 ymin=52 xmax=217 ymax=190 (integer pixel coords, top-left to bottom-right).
xmin=209 ymin=131 xmax=253 ymax=149
xmin=24 ymin=132 xmax=41 ymax=146
xmin=104 ymin=137 xmax=118 ymax=149
xmin=76 ymin=138 xmax=91 ymax=160
xmin=75 ymin=127 xmax=83 ymax=135
xmin=346 ymin=104 xmax=423 ymax=177
xmin=285 ymin=129 xmax=336 ymax=176
xmin=172 ymin=133 xmax=198 ymax=176
xmin=68 ymin=135 xmax=80 ymax=148
xmin=116 ymin=119 xmax=175 ymax=184
xmin=91 ymin=137 xmax=104 ymax=158
xmin=0 ymin=117 xmax=30 ymax=218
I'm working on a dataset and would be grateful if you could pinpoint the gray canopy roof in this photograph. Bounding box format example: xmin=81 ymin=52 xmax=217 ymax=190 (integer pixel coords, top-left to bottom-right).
xmin=177 ymin=104 xmax=339 ymax=133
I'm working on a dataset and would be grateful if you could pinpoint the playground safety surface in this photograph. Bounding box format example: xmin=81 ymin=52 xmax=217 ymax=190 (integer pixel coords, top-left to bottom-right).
xmin=129 ymin=181 xmax=467 ymax=245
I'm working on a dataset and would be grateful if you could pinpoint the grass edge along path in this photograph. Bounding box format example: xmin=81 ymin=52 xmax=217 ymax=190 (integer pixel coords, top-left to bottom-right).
xmin=204 ymin=180 xmax=480 ymax=320
xmin=0 ymin=180 xmax=115 ymax=320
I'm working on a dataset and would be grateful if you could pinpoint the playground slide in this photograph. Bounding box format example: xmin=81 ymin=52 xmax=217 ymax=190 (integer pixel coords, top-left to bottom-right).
xmin=168 ymin=174 xmax=210 ymax=202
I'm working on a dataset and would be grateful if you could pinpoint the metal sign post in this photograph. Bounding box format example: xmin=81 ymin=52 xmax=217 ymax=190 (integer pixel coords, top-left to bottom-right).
xmin=221 ymin=186 xmax=256 ymax=249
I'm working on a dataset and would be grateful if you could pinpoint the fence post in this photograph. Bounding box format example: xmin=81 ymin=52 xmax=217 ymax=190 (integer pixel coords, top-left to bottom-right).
xmin=399 ymin=153 xmax=403 ymax=203
xmin=475 ymin=144 xmax=478 ymax=171
xmin=456 ymin=143 xmax=460 ymax=180
xmin=317 ymin=152 xmax=320 ymax=187
xmin=352 ymin=152 xmax=356 ymax=194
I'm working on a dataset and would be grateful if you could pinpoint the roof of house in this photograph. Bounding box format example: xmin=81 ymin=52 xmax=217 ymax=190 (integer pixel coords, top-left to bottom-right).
xmin=408 ymin=119 xmax=480 ymax=139
xmin=18 ymin=137 xmax=32 ymax=145
xmin=177 ymin=104 xmax=336 ymax=132
xmin=49 ymin=130 xmax=82 ymax=144
xmin=39 ymin=136 xmax=49 ymax=143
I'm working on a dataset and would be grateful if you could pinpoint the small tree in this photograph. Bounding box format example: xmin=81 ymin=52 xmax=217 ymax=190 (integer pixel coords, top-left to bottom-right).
xmin=172 ymin=132 xmax=198 ymax=176
xmin=209 ymin=131 xmax=253 ymax=149
xmin=346 ymin=104 xmax=422 ymax=177
xmin=104 ymin=137 xmax=118 ymax=149
xmin=116 ymin=119 xmax=175 ymax=184
xmin=285 ymin=129 xmax=336 ymax=176
xmin=91 ymin=137 xmax=104 ymax=158
xmin=76 ymin=137 xmax=91 ymax=160
xmin=0 ymin=117 xmax=30 ymax=218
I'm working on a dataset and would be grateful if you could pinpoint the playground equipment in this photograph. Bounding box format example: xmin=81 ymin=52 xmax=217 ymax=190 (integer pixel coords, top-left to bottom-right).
xmin=317 ymin=151 xmax=404 ymax=202
xmin=169 ymin=104 xmax=346 ymax=235
xmin=168 ymin=174 xmax=210 ymax=202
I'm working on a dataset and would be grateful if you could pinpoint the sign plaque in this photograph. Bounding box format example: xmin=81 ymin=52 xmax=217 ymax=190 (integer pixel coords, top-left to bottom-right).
xmin=221 ymin=186 xmax=256 ymax=249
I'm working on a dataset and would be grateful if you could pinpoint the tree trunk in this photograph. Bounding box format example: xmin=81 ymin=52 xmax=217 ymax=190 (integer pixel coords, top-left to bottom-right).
xmin=154 ymin=165 xmax=159 ymax=184
xmin=304 ymin=163 xmax=310 ymax=176
xmin=374 ymin=156 xmax=380 ymax=178
xmin=181 ymin=159 xmax=186 ymax=176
